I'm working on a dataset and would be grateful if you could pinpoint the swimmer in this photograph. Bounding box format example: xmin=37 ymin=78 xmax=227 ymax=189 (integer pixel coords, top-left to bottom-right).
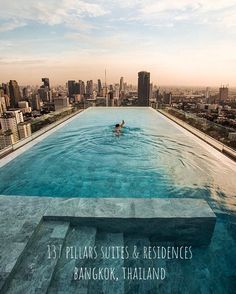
xmin=114 ymin=120 xmax=125 ymax=135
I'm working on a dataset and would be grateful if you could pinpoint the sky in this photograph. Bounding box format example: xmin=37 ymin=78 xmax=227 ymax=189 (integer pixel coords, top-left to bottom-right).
xmin=0 ymin=0 xmax=236 ymax=87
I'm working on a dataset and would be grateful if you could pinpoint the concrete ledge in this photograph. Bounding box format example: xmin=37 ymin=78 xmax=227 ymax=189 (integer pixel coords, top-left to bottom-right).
xmin=44 ymin=198 xmax=216 ymax=246
xmin=43 ymin=198 xmax=215 ymax=218
xmin=0 ymin=196 xmax=216 ymax=249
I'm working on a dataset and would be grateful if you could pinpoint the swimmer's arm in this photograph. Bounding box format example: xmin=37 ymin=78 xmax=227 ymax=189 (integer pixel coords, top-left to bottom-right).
xmin=120 ymin=120 xmax=125 ymax=127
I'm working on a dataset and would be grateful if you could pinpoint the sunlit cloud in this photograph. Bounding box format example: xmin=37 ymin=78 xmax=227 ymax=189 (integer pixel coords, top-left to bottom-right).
xmin=0 ymin=0 xmax=108 ymax=29
xmin=0 ymin=0 xmax=236 ymax=86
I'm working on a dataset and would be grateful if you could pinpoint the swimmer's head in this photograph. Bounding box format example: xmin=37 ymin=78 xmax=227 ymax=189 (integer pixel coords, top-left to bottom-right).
xmin=115 ymin=124 xmax=120 ymax=128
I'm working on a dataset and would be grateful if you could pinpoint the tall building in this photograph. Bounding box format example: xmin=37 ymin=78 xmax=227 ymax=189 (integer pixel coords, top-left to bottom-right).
xmin=54 ymin=97 xmax=70 ymax=111
xmin=155 ymin=88 xmax=160 ymax=102
xmin=68 ymin=80 xmax=75 ymax=98
xmin=138 ymin=71 xmax=150 ymax=106
xmin=39 ymin=78 xmax=51 ymax=102
xmin=98 ymin=79 xmax=102 ymax=96
xmin=79 ymin=80 xmax=85 ymax=95
xmin=0 ymin=110 xmax=24 ymax=143
xmin=0 ymin=97 xmax=7 ymax=114
xmin=74 ymin=82 xmax=80 ymax=95
xmin=42 ymin=78 xmax=50 ymax=90
xmin=1 ymin=83 xmax=10 ymax=96
xmin=18 ymin=122 xmax=32 ymax=140
xmin=119 ymin=77 xmax=124 ymax=93
xmin=67 ymin=80 xmax=83 ymax=99
xmin=32 ymin=94 xmax=41 ymax=111
xmin=9 ymin=80 xmax=21 ymax=108
xmin=22 ymin=87 xmax=30 ymax=99
xmin=86 ymin=80 xmax=93 ymax=95
xmin=38 ymin=87 xmax=51 ymax=102
xmin=149 ymin=83 xmax=153 ymax=100
xmin=219 ymin=86 xmax=228 ymax=101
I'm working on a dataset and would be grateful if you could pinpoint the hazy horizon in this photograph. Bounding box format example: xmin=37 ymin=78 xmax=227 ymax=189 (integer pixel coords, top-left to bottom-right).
xmin=0 ymin=0 xmax=236 ymax=87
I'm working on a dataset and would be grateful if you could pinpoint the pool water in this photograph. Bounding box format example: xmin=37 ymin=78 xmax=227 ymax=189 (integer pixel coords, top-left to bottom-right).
xmin=0 ymin=107 xmax=236 ymax=208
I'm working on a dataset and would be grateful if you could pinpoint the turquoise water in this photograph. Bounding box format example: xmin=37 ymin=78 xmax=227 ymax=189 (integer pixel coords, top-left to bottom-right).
xmin=0 ymin=107 xmax=236 ymax=293
xmin=1 ymin=107 xmax=235 ymax=206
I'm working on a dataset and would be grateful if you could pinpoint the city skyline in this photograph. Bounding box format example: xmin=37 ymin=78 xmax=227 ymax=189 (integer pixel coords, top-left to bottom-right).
xmin=0 ymin=0 xmax=236 ymax=86
xmin=1 ymin=76 xmax=235 ymax=90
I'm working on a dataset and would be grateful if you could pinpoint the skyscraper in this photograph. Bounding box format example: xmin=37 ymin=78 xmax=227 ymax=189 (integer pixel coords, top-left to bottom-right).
xmin=98 ymin=79 xmax=102 ymax=96
xmin=31 ymin=94 xmax=41 ymax=111
xmin=149 ymin=83 xmax=153 ymax=100
xmin=1 ymin=83 xmax=10 ymax=96
xmin=39 ymin=78 xmax=51 ymax=102
xmin=68 ymin=80 xmax=75 ymax=98
xmin=119 ymin=77 xmax=124 ymax=92
xmin=79 ymin=80 xmax=85 ymax=95
xmin=219 ymin=86 xmax=228 ymax=101
xmin=38 ymin=87 xmax=50 ymax=102
xmin=9 ymin=80 xmax=21 ymax=108
xmin=138 ymin=71 xmax=150 ymax=106
xmin=22 ymin=87 xmax=30 ymax=99
xmin=0 ymin=97 xmax=7 ymax=114
xmin=42 ymin=78 xmax=50 ymax=90
xmin=86 ymin=80 xmax=93 ymax=95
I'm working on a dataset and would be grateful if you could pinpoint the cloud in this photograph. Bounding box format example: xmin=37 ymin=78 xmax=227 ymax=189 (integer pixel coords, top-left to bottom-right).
xmin=0 ymin=20 xmax=26 ymax=32
xmin=1 ymin=0 xmax=236 ymax=33
xmin=0 ymin=0 xmax=108 ymax=31
xmin=0 ymin=0 xmax=236 ymax=86
xmin=108 ymin=0 xmax=236 ymax=29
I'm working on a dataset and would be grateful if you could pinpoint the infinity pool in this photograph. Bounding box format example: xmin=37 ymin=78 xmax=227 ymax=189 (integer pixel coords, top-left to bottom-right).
xmin=1 ymin=107 xmax=236 ymax=293
xmin=0 ymin=107 xmax=236 ymax=209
